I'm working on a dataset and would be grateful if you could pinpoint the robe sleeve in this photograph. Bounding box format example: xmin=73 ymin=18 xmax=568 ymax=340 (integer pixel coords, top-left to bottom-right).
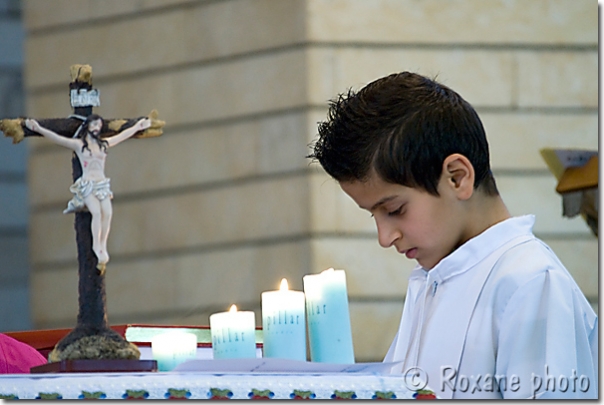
xmin=496 ymin=268 xmax=598 ymax=399
xmin=383 ymin=331 xmax=398 ymax=362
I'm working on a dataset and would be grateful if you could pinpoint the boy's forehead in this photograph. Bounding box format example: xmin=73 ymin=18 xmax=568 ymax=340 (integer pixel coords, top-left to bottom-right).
xmin=339 ymin=176 xmax=403 ymax=210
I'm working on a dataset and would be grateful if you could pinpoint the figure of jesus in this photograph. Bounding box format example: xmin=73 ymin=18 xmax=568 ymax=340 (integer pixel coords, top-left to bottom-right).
xmin=25 ymin=114 xmax=151 ymax=268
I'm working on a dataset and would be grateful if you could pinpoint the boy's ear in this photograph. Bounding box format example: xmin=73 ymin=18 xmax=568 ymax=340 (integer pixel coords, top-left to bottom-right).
xmin=442 ymin=154 xmax=475 ymax=200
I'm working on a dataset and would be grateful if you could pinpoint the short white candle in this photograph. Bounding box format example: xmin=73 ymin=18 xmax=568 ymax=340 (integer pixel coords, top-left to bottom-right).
xmin=303 ymin=268 xmax=355 ymax=363
xmin=151 ymin=331 xmax=197 ymax=371
xmin=210 ymin=304 xmax=257 ymax=359
xmin=261 ymin=278 xmax=306 ymax=361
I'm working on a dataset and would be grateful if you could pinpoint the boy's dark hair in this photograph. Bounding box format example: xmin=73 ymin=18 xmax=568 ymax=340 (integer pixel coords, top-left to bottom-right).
xmin=309 ymin=71 xmax=498 ymax=196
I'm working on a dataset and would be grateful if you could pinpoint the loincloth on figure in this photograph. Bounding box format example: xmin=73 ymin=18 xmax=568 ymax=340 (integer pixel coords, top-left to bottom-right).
xmin=63 ymin=177 xmax=113 ymax=214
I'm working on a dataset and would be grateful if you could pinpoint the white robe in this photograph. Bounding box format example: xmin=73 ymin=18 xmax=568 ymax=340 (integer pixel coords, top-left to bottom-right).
xmin=384 ymin=215 xmax=598 ymax=399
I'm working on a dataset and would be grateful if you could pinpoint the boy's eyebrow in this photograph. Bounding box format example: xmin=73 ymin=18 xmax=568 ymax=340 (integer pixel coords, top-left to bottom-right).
xmin=369 ymin=195 xmax=398 ymax=211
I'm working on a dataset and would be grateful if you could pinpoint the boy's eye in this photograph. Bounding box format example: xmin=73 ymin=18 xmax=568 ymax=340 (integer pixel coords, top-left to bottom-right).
xmin=387 ymin=205 xmax=404 ymax=216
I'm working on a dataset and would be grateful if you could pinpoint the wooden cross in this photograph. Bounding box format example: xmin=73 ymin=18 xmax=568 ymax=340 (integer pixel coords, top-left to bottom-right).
xmin=0 ymin=65 xmax=164 ymax=362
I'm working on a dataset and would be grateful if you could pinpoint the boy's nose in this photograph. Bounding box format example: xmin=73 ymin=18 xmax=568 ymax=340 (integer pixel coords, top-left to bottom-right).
xmin=376 ymin=219 xmax=400 ymax=248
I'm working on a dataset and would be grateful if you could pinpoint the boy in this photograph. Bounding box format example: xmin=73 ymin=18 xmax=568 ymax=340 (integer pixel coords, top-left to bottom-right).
xmin=308 ymin=72 xmax=597 ymax=399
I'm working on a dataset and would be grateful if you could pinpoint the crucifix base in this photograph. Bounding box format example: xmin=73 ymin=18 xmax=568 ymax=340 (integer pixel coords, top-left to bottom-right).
xmin=31 ymin=359 xmax=157 ymax=374
xmin=48 ymin=326 xmax=140 ymax=362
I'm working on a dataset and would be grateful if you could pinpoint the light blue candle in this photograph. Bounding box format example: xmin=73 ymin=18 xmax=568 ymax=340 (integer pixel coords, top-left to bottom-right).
xmin=261 ymin=278 xmax=306 ymax=361
xmin=303 ymin=268 xmax=355 ymax=364
xmin=210 ymin=305 xmax=257 ymax=359
xmin=151 ymin=331 xmax=197 ymax=371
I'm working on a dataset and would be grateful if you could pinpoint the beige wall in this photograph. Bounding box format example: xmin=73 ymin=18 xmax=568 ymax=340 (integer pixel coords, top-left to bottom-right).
xmin=20 ymin=0 xmax=597 ymax=362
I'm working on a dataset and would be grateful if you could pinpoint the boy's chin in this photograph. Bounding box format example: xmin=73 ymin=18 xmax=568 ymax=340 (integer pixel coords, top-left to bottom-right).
xmin=416 ymin=257 xmax=440 ymax=271
xmin=413 ymin=257 xmax=427 ymax=269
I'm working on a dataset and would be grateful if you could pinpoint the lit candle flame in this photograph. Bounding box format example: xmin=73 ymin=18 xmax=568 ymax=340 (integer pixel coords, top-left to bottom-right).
xmin=229 ymin=304 xmax=238 ymax=312
xmin=279 ymin=278 xmax=289 ymax=291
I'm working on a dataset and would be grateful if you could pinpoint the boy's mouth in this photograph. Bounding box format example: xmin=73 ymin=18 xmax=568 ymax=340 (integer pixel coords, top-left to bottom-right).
xmin=401 ymin=248 xmax=418 ymax=259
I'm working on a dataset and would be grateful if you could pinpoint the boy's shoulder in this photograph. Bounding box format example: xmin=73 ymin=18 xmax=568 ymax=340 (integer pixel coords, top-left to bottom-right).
xmin=485 ymin=237 xmax=597 ymax=327
xmin=488 ymin=237 xmax=581 ymax=297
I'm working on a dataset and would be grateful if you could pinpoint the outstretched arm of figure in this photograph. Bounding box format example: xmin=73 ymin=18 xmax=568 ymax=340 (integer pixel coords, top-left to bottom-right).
xmin=24 ymin=119 xmax=81 ymax=150
xmin=106 ymin=117 xmax=151 ymax=148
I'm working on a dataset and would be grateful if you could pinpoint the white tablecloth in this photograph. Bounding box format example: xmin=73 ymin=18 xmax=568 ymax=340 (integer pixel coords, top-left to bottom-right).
xmin=0 ymin=371 xmax=435 ymax=400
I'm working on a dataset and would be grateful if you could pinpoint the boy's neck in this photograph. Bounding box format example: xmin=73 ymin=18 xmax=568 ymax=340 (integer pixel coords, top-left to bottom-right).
xmin=463 ymin=194 xmax=511 ymax=242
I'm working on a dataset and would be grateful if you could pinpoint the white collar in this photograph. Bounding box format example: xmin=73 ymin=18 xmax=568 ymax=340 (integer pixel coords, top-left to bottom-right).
xmin=410 ymin=215 xmax=536 ymax=283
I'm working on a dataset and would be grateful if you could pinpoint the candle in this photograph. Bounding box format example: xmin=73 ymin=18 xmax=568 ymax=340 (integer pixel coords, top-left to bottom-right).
xmin=303 ymin=268 xmax=355 ymax=364
xmin=210 ymin=304 xmax=257 ymax=359
xmin=151 ymin=331 xmax=197 ymax=371
xmin=261 ymin=278 xmax=306 ymax=361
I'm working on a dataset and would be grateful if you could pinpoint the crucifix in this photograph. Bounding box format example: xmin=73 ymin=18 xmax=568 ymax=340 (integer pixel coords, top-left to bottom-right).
xmin=0 ymin=64 xmax=164 ymax=363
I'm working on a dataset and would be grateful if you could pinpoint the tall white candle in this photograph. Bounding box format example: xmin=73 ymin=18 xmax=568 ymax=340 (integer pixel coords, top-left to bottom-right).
xmin=210 ymin=304 xmax=257 ymax=359
xmin=303 ymin=268 xmax=355 ymax=364
xmin=261 ymin=278 xmax=306 ymax=361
